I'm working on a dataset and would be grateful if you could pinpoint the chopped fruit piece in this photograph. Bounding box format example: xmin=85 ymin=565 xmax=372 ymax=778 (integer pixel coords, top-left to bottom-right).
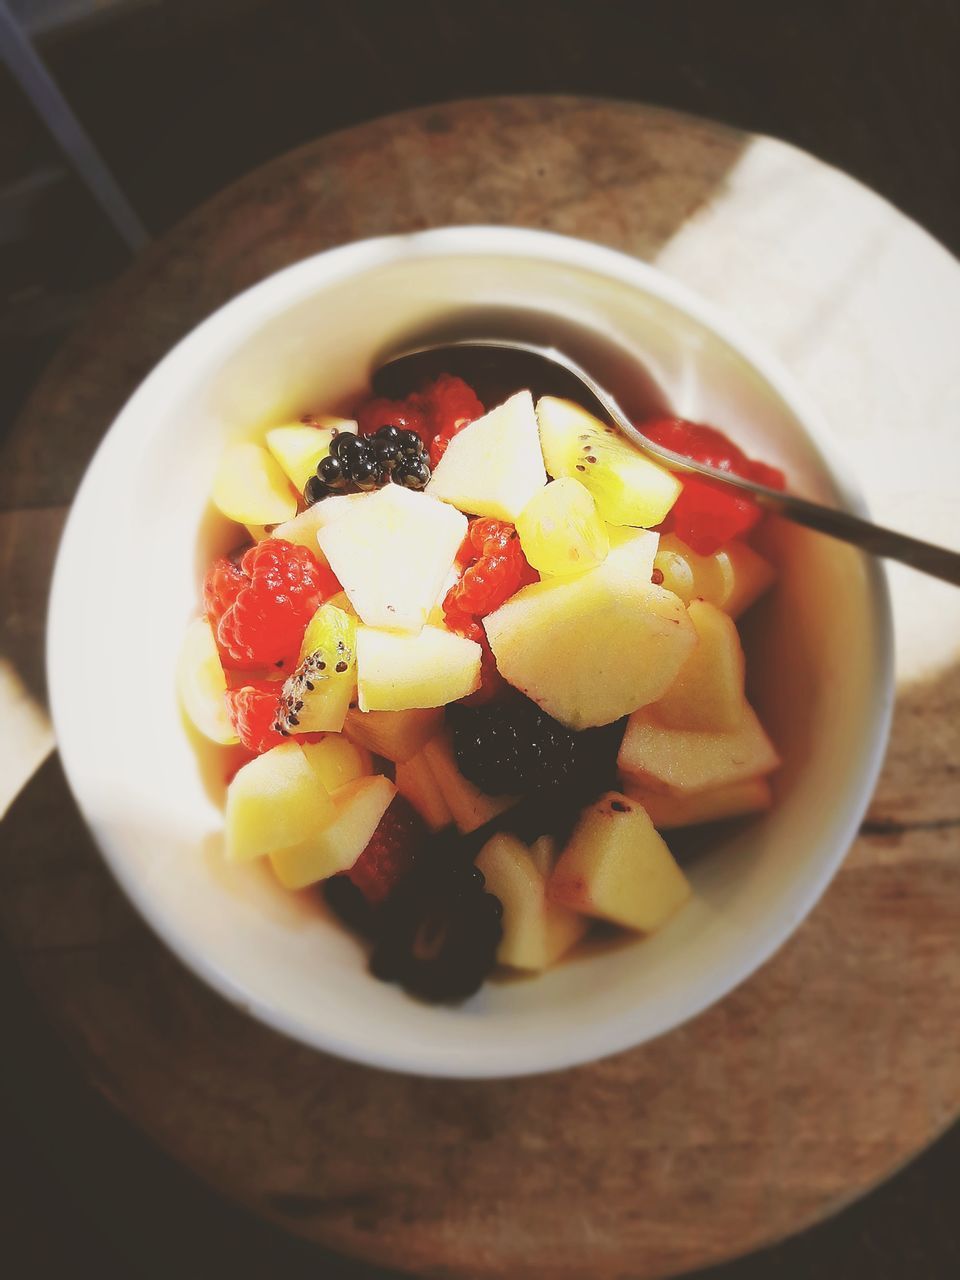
xmin=477 ymin=833 xmax=586 ymax=971
xmin=343 ymin=706 xmax=443 ymax=763
xmin=207 ymin=538 xmax=338 ymax=671
xmin=528 ymin=835 xmax=558 ymax=878
xmin=547 ymin=791 xmax=691 ymax=931
xmin=271 ymin=496 xmax=360 ymax=552
xmin=536 ymin=397 xmax=681 ymax=527
xmin=225 ymin=741 xmax=334 ymax=862
xmin=483 ymin=562 xmax=696 ymax=730
xmin=177 ymin=617 xmax=238 ymax=744
xmin=621 ymin=776 xmax=773 ymax=828
xmin=642 ymin=417 xmax=785 ymax=555
xmin=356 ymin=625 xmax=482 ymax=711
xmin=299 ymin=736 xmax=372 ymax=792
xmin=270 ymin=774 xmax=397 ymax=889
xmin=516 ymin=477 xmax=609 ymax=576
xmin=265 ymin=418 xmax=357 ymax=493
xmin=395 ymin=750 xmax=454 ymax=831
xmin=617 ymin=701 xmax=780 ymax=794
xmin=212 ymin=442 xmax=298 ymax=525
xmin=420 ymin=733 xmax=517 ymax=833
xmin=654 ymin=600 xmax=745 ymax=732
xmin=603 ymin=525 xmax=661 ymax=583
xmin=370 ymin=849 xmax=503 ymax=1002
xmin=225 ymin=679 xmax=286 ymax=754
xmin=317 ymin=486 xmax=467 ymax=632
xmin=275 ymin=602 xmax=356 ymax=735
xmin=447 ymin=696 xmax=623 ymax=797
xmin=426 ymin=390 xmax=547 ymax=521
xmin=347 ymin=796 xmax=427 ymax=904
xmin=652 ymin=533 xmax=775 ymax=617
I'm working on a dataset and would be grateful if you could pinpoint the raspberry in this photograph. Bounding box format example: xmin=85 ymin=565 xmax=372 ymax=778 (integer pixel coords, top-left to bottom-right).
xmin=203 ymin=556 xmax=246 ymax=658
xmin=347 ymin=796 xmax=427 ymax=905
xmin=213 ymin=538 xmax=338 ymax=672
xmin=423 ymin=373 xmax=484 ymax=443
xmin=356 ymin=395 xmax=430 ymax=446
xmin=642 ymin=417 xmax=785 ymax=555
xmin=225 ymin=680 xmax=286 ymax=754
xmin=443 ymin=518 xmax=537 ymax=629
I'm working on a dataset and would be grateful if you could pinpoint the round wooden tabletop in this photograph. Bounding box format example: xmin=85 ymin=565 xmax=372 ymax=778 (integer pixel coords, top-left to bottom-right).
xmin=1 ymin=97 xmax=958 ymax=1280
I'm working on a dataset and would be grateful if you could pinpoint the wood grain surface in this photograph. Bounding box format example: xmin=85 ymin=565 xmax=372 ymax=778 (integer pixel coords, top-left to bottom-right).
xmin=1 ymin=97 xmax=958 ymax=1280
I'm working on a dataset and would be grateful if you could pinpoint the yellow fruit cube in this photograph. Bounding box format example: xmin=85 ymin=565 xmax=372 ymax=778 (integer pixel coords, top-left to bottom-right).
xmin=654 ymin=600 xmax=745 ymax=731
xmin=212 ymin=442 xmax=297 ymax=525
xmin=477 ymin=833 xmax=586 ymax=971
xmin=356 ymin=625 xmax=481 ymax=711
xmin=269 ymin=774 xmax=396 ymax=889
xmin=516 ymin=477 xmax=609 ymax=576
xmin=344 ymin=706 xmax=443 ymax=763
xmin=177 ymin=617 xmax=237 ymax=744
xmin=225 ymin=741 xmax=334 ymax=861
xmin=396 ymin=750 xmax=454 ymax=831
xmin=420 ymin=734 xmax=516 ymax=834
xmin=621 ymin=776 xmax=773 ymax=828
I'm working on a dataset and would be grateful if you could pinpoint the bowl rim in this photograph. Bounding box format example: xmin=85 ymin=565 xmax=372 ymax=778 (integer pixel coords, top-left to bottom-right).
xmin=47 ymin=225 xmax=895 ymax=1078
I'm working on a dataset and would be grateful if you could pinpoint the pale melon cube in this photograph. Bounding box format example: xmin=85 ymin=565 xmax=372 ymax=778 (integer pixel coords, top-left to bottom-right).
xmin=317 ymin=486 xmax=467 ymax=632
xmin=266 ymin=418 xmax=356 ymax=493
xmin=426 ymin=390 xmax=546 ymax=521
xmin=300 ymin=736 xmax=372 ymax=791
xmin=269 ymin=774 xmax=396 ymax=889
xmin=617 ymin=701 xmax=780 ymax=794
xmin=420 ymin=734 xmax=517 ymax=833
xmin=396 ymin=750 xmax=454 ymax=831
xmin=547 ymin=791 xmax=690 ymax=932
xmin=344 ymin=706 xmax=443 ymax=763
xmin=212 ymin=442 xmax=297 ymax=525
xmin=356 ymin=626 xmax=481 ymax=711
xmin=621 ymin=775 xmax=773 ymax=828
xmin=225 ymin=741 xmax=334 ymax=861
xmin=477 ymin=833 xmax=586 ymax=971
xmin=177 ymin=617 xmax=237 ymax=744
xmin=483 ymin=567 xmax=696 ymax=729
xmin=653 ymin=600 xmax=745 ymax=731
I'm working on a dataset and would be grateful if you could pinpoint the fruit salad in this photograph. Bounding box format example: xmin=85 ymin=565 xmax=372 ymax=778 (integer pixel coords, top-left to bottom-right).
xmin=180 ymin=371 xmax=785 ymax=1002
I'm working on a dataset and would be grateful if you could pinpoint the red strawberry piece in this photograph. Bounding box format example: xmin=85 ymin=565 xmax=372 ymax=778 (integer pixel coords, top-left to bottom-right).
xmin=347 ymin=796 xmax=427 ymax=905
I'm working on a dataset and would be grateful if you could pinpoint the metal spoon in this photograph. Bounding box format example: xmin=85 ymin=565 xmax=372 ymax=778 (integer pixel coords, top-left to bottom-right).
xmin=373 ymin=338 xmax=960 ymax=586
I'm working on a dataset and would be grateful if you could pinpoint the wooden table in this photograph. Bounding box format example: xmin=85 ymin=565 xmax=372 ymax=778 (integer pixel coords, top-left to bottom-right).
xmin=1 ymin=97 xmax=958 ymax=1280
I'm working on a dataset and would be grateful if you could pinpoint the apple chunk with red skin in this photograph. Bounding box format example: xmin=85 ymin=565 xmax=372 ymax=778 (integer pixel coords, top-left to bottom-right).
xmin=547 ymin=792 xmax=691 ymax=932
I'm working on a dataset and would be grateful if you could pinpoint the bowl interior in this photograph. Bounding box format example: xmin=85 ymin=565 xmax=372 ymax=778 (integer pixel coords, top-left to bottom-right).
xmin=49 ymin=232 xmax=891 ymax=1076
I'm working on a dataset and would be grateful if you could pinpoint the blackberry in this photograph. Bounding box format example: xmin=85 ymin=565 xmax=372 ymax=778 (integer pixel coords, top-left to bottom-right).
xmin=396 ymin=458 xmax=430 ymax=490
xmin=304 ymin=474 xmax=328 ymax=506
xmin=352 ymin=457 xmax=380 ymax=490
xmin=399 ymin=428 xmax=423 ymax=456
xmin=370 ymin=847 xmax=502 ymax=1002
xmin=317 ymin=454 xmax=346 ymax=489
xmin=447 ymin=696 xmax=624 ymax=797
xmin=302 ymin=421 xmax=432 ymax=504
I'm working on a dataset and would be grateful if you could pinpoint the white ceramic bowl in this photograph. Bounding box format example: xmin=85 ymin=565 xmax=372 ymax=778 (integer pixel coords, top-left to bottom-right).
xmin=48 ymin=227 xmax=893 ymax=1078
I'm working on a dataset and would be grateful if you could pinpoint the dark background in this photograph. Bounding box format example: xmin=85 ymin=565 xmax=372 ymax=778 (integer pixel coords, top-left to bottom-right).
xmin=2 ymin=1 xmax=958 ymax=1276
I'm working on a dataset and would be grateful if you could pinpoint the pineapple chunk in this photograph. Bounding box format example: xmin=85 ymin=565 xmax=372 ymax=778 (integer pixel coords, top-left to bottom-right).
xmin=426 ymin=390 xmax=547 ymax=521
xmin=177 ymin=617 xmax=237 ymax=744
xmin=618 ymin=701 xmax=780 ymax=794
xmin=516 ymin=477 xmax=609 ymax=576
xmin=269 ymin=775 xmax=396 ymax=889
xmin=356 ymin=626 xmax=481 ymax=711
xmin=343 ymin=706 xmax=443 ymax=762
xmin=212 ymin=442 xmax=297 ymax=525
xmin=536 ymin=397 xmax=680 ymax=527
xmin=483 ymin=565 xmax=696 ymax=730
xmin=653 ymin=600 xmax=745 ymax=732
xmin=622 ymin=775 xmax=773 ymax=828
xmin=396 ymin=750 xmax=454 ymax=831
xmin=547 ymin=791 xmax=690 ymax=931
xmin=420 ymin=734 xmax=517 ymax=833
xmin=317 ymin=486 xmax=467 ymax=632
xmin=654 ymin=533 xmax=775 ymax=618
xmin=265 ymin=417 xmax=356 ymax=493
xmin=477 ymin=833 xmax=586 ymax=971
xmin=225 ymin=741 xmax=334 ymax=862
xmin=300 ymin=736 xmax=372 ymax=791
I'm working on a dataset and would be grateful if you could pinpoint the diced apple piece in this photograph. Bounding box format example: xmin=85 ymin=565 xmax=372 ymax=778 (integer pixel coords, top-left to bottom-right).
xmin=271 ymin=495 xmax=363 ymax=553
xmin=177 ymin=617 xmax=237 ymax=744
xmin=212 ymin=442 xmax=297 ymax=525
xmin=536 ymin=397 xmax=680 ymax=527
xmin=617 ymin=701 xmax=780 ymax=794
xmin=528 ymin=834 xmax=558 ymax=877
xmin=426 ymin=390 xmax=546 ymax=521
xmin=477 ymin=833 xmax=587 ymax=971
xmin=602 ymin=524 xmax=661 ymax=583
xmin=547 ymin=791 xmax=690 ymax=932
xmin=269 ymin=774 xmax=396 ymax=889
xmin=516 ymin=477 xmax=609 ymax=576
xmin=396 ymin=750 xmax=454 ymax=831
xmin=225 ymin=741 xmax=334 ymax=862
xmin=300 ymin=736 xmax=372 ymax=791
xmin=654 ymin=600 xmax=745 ymax=732
xmin=344 ymin=706 xmax=443 ymax=762
xmin=420 ymin=734 xmax=517 ymax=833
xmin=653 ymin=533 xmax=775 ymax=618
xmin=621 ymin=775 xmax=773 ymax=828
xmin=265 ymin=418 xmax=357 ymax=493
xmin=357 ymin=626 xmax=481 ymax=711
xmin=317 ymin=486 xmax=466 ymax=632
xmin=483 ymin=566 xmax=696 ymax=729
